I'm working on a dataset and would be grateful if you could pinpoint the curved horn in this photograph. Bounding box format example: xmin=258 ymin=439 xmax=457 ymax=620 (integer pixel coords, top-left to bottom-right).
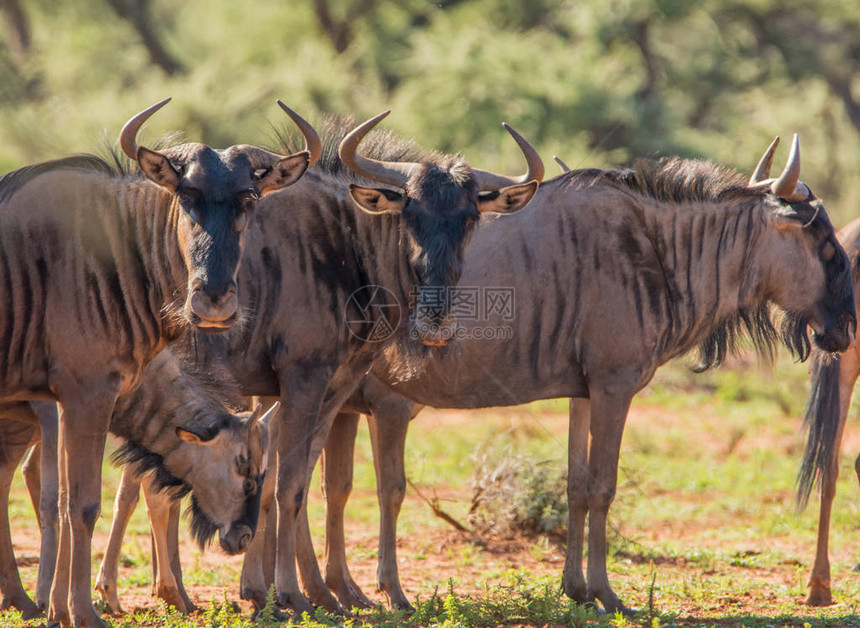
xmin=749 ymin=136 xmax=779 ymax=185
xmin=276 ymin=100 xmax=322 ymax=166
xmin=471 ymin=123 xmax=545 ymax=191
xmin=256 ymin=401 xmax=280 ymax=429
xmin=119 ymin=97 xmax=171 ymax=161
xmin=245 ymin=403 xmax=264 ymax=426
xmin=338 ymin=111 xmax=418 ymax=188
xmin=771 ymin=134 xmax=809 ymax=202
xmin=554 ymin=155 xmax=571 ymax=173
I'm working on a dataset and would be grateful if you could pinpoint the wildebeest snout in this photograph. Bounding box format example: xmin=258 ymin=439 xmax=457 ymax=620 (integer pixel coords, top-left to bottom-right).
xmin=189 ymin=281 xmax=239 ymax=328
xmin=410 ymin=309 xmax=458 ymax=347
xmin=219 ymin=523 xmax=253 ymax=554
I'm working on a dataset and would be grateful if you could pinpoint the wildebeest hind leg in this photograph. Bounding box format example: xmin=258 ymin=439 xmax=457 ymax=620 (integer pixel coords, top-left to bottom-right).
xmin=321 ymin=412 xmax=374 ymax=610
xmin=96 ymin=466 xmax=141 ymax=614
xmin=367 ymin=404 xmax=413 ymax=610
xmin=584 ymin=387 xmax=637 ymax=616
xmin=562 ymin=397 xmax=591 ymax=606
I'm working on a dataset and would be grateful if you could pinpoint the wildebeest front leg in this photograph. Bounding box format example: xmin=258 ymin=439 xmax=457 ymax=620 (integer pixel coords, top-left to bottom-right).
xmin=35 ymin=407 xmax=59 ymax=613
xmin=141 ymin=473 xmax=195 ymax=613
xmin=273 ymin=374 xmax=333 ymax=617
xmin=808 ymin=348 xmax=860 ymax=606
xmin=321 ymin=412 xmax=374 ymax=610
xmin=562 ymin=397 xmax=591 ymax=606
xmin=367 ymin=404 xmax=413 ymax=610
xmin=0 ymin=417 xmax=40 ymax=618
xmin=295 ymin=496 xmax=344 ymax=613
xmin=241 ymin=461 xmax=276 ymax=609
xmin=165 ymin=497 xmax=196 ymax=612
xmin=51 ymin=386 xmax=118 ymax=628
xmin=584 ymin=385 xmax=636 ymax=616
xmin=96 ymin=466 xmax=141 ymax=614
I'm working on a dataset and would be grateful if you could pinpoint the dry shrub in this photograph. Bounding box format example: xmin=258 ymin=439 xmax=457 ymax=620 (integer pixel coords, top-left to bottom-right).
xmin=468 ymin=444 xmax=567 ymax=539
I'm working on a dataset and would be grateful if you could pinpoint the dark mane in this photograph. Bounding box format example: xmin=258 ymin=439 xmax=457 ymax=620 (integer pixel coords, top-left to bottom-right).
xmin=170 ymin=333 xmax=248 ymax=414
xmin=0 ymin=154 xmax=122 ymax=204
xmin=274 ymin=114 xmax=444 ymax=183
xmin=110 ymin=440 xmax=221 ymax=549
xmin=110 ymin=441 xmax=192 ymax=500
xmin=564 ymin=157 xmax=766 ymax=206
xmin=0 ymin=132 xmax=190 ymax=205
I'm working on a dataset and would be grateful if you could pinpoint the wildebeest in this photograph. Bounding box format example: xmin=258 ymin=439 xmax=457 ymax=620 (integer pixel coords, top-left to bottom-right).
xmin=795 ymin=216 xmax=860 ymax=606
xmin=286 ymin=135 xmax=856 ymax=614
xmin=174 ymin=113 xmax=543 ymax=614
xmin=91 ymin=395 xmax=282 ymax=615
xmin=0 ymin=99 xmax=318 ymax=627
xmin=0 ymin=348 xmax=277 ymax=618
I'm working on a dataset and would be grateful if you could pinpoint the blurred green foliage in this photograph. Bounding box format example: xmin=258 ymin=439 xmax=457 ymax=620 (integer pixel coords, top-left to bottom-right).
xmin=0 ymin=0 xmax=857 ymax=222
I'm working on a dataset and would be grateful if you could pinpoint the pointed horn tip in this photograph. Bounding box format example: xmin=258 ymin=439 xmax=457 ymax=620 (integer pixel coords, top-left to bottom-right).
xmin=261 ymin=401 xmax=281 ymax=419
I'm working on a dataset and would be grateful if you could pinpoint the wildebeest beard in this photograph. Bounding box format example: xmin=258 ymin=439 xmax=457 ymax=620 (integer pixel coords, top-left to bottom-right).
xmin=111 ymin=441 xmax=220 ymax=548
xmin=694 ymin=304 xmax=811 ymax=372
xmin=188 ymin=494 xmax=220 ymax=549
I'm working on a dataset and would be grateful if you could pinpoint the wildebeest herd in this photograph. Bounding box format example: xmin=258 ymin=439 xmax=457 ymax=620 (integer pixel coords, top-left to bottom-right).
xmin=0 ymin=99 xmax=857 ymax=626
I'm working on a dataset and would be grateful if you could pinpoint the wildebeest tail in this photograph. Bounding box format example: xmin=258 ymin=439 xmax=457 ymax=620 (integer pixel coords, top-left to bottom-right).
xmin=796 ymin=350 xmax=841 ymax=510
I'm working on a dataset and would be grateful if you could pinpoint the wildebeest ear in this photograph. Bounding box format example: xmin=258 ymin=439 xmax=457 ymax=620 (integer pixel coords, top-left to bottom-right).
xmin=348 ymin=184 xmax=407 ymax=214
xmin=256 ymin=152 xmax=311 ymax=197
xmin=175 ymin=424 xmax=220 ymax=445
xmin=477 ymin=180 xmax=538 ymax=214
xmin=770 ymin=204 xmax=812 ymax=231
xmin=137 ymin=147 xmax=181 ymax=192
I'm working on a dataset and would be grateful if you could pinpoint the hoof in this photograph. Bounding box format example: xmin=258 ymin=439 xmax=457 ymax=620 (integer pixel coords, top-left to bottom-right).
xmin=1 ymin=594 xmax=42 ymax=620
xmin=276 ymin=591 xmax=315 ymax=618
xmin=241 ymin=586 xmax=267 ymax=611
xmin=806 ymin=589 xmax=833 ymax=607
xmin=251 ymin=606 xmax=288 ymax=622
xmin=329 ymin=578 xmax=374 ymax=611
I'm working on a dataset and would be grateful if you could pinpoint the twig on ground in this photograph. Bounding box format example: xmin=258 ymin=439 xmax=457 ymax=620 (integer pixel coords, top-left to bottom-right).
xmin=407 ymin=477 xmax=471 ymax=532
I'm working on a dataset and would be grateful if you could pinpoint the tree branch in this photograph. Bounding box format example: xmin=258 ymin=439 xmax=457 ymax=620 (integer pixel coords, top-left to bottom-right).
xmin=104 ymin=0 xmax=184 ymax=76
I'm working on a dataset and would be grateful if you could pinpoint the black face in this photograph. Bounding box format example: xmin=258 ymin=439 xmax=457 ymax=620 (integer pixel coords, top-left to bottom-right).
xmin=402 ymin=164 xmax=481 ymax=345
xmin=793 ymin=195 xmax=856 ymax=354
xmin=169 ymin=145 xmax=263 ymax=331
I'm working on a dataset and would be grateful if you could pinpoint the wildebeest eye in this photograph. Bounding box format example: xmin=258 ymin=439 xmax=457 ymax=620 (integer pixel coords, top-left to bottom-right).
xmin=242 ymin=478 xmax=256 ymax=495
xmin=822 ymin=241 xmax=836 ymax=261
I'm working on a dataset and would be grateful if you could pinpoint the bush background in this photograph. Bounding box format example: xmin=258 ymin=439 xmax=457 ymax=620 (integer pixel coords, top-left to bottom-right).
xmin=0 ymin=0 xmax=857 ymax=224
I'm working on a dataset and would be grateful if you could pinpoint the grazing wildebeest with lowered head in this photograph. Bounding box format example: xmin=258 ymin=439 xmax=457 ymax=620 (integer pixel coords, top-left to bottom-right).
xmin=0 ymin=348 xmax=276 ymax=617
xmin=286 ymin=135 xmax=856 ymax=614
xmin=175 ymin=112 xmax=543 ymax=614
xmin=795 ymin=216 xmax=860 ymax=606
xmin=0 ymin=99 xmax=318 ymax=627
